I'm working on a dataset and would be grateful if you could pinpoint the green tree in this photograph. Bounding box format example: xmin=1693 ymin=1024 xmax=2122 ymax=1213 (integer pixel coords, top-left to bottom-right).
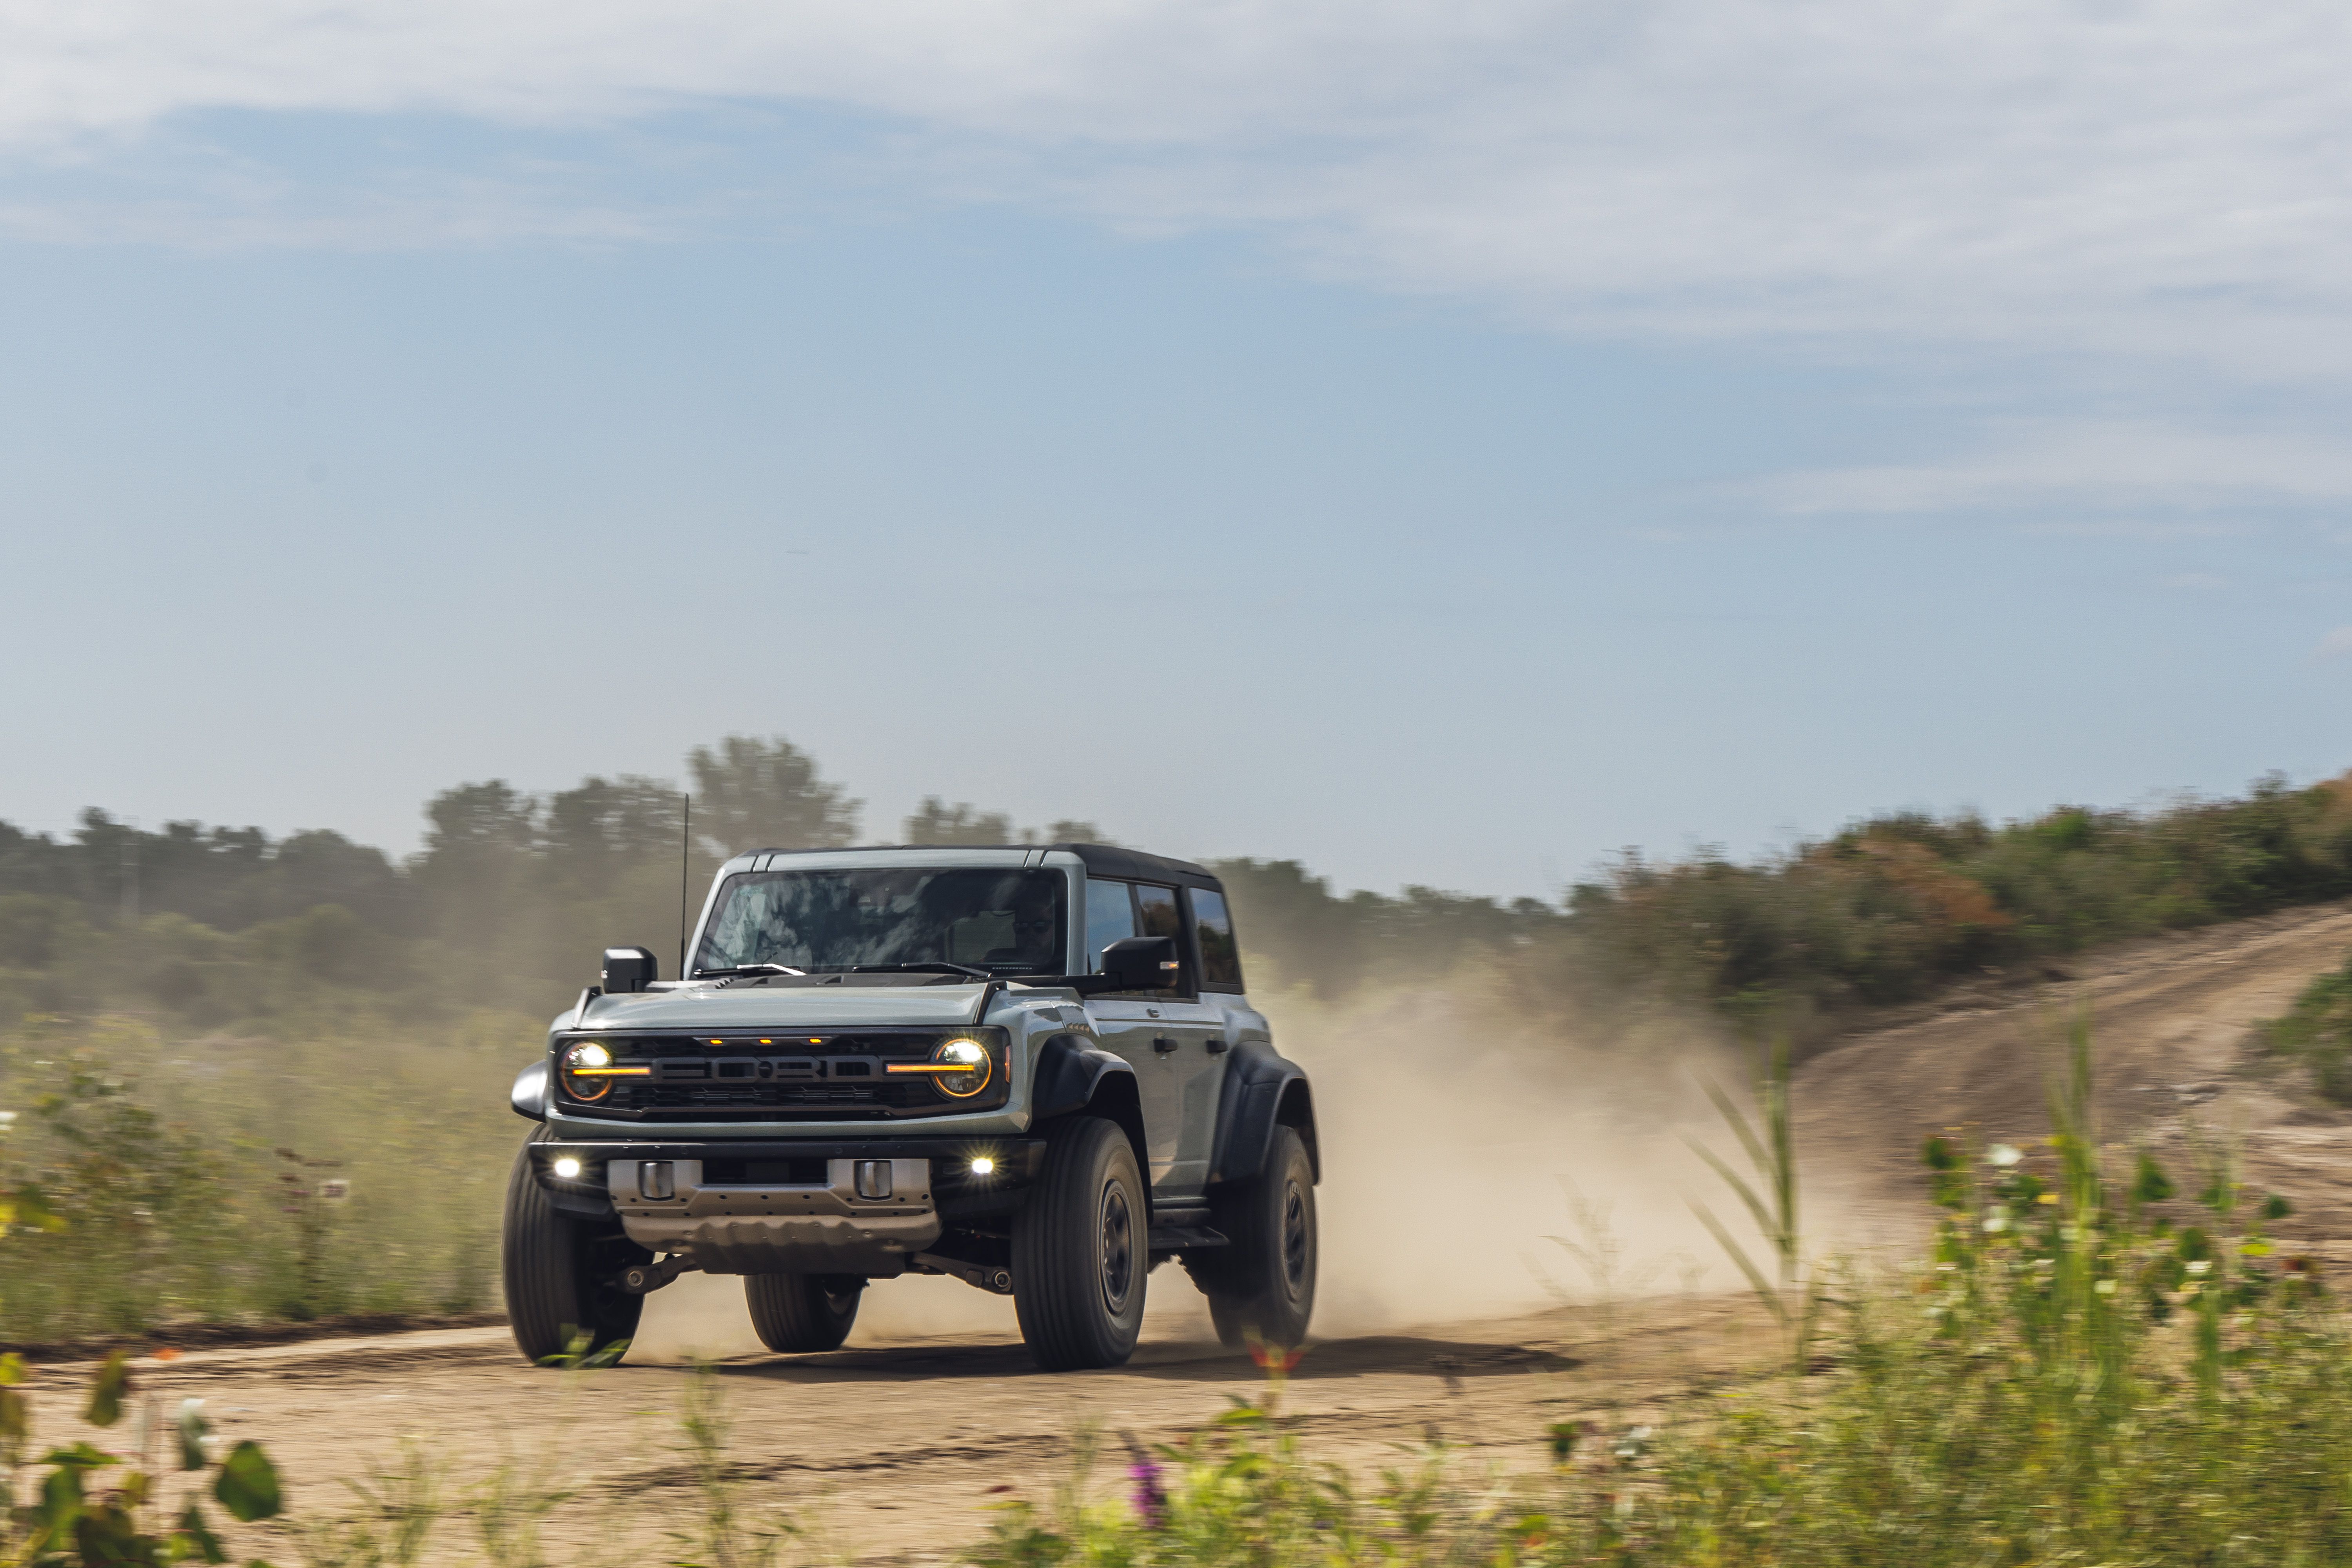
xmin=688 ymin=736 xmax=860 ymax=857
xmin=902 ymin=798 xmax=1014 ymax=845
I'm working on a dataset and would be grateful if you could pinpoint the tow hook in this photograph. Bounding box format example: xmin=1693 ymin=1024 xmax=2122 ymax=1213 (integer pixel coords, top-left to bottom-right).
xmin=912 ymin=1252 xmax=1013 ymax=1295
xmin=617 ymin=1255 xmax=701 ymax=1294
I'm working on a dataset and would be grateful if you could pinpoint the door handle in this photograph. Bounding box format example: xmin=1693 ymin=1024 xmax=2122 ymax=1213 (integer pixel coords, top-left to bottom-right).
xmin=1152 ymin=1035 xmax=1179 ymax=1053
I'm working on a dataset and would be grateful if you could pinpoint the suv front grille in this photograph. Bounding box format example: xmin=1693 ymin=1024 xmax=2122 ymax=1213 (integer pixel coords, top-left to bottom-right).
xmin=554 ymin=1028 xmax=1006 ymax=1121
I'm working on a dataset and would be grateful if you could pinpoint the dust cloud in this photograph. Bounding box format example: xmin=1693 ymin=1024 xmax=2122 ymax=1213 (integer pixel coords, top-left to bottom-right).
xmin=630 ymin=967 xmax=1833 ymax=1360
xmin=1273 ymin=975 xmax=1749 ymax=1335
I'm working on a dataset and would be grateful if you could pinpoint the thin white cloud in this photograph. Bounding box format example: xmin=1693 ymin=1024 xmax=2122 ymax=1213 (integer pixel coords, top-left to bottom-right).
xmin=0 ymin=1 xmax=2350 ymax=368
xmin=2318 ymin=627 xmax=2352 ymax=659
xmin=1749 ymin=422 xmax=2352 ymax=516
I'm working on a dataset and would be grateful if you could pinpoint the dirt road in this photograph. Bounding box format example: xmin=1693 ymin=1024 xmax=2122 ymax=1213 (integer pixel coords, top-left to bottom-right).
xmin=34 ymin=899 xmax=2352 ymax=1563
xmin=49 ymin=1292 xmax=1778 ymax=1565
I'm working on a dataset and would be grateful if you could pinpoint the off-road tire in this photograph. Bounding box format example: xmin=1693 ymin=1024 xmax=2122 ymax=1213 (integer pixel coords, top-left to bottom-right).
xmin=1194 ymin=1125 xmax=1317 ymax=1351
xmin=745 ymin=1274 xmax=864 ymax=1353
xmin=1012 ymin=1116 xmax=1148 ymax=1371
xmin=501 ymin=1139 xmax=649 ymax=1365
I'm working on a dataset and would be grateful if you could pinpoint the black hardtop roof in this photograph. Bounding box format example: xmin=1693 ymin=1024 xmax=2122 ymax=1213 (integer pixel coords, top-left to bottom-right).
xmin=742 ymin=842 xmax=1223 ymax=893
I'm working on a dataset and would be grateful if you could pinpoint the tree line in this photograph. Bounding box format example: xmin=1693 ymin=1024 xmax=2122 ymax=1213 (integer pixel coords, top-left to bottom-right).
xmin=3 ymin=737 xmax=2350 ymax=1038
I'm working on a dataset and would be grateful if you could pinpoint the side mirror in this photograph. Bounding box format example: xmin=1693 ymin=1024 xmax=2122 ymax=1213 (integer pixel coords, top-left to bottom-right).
xmin=602 ymin=946 xmax=659 ymax=994
xmin=1098 ymin=935 xmax=1180 ymax=992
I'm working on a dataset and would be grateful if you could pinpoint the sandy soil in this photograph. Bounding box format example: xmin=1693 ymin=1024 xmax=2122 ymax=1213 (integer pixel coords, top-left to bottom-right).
xmin=27 ymin=898 xmax=2352 ymax=1563
xmin=30 ymin=1293 xmax=1782 ymax=1565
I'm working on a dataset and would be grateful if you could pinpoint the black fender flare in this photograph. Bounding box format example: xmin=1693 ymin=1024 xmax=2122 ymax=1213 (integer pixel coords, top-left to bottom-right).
xmin=1029 ymin=1034 xmax=1149 ymax=1183
xmin=1207 ymin=1040 xmax=1319 ymax=1187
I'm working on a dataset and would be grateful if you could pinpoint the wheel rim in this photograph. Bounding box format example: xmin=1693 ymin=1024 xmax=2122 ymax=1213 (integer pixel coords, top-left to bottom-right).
xmin=1280 ymin=1180 xmax=1311 ymax=1298
xmin=1099 ymin=1179 xmax=1135 ymax=1314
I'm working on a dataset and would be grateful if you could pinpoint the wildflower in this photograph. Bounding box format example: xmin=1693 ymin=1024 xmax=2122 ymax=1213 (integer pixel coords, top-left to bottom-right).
xmin=152 ymin=1347 xmax=182 ymax=1363
xmin=1987 ymin=1144 xmax=2024 ymax=1168
xmin=1249 ymin=1340 xmax=1305 ymax=1374
xmin=2186 ymin=1259 xmax=2212 ymax=1277
xmin=2094 ymin=1279 xmax=2118 ymax=1296
xmin=1121 ymin=1434 xmax=1167 ymax=1529
xmin=1983 ymin=1208 xmax=2010 ymax=1234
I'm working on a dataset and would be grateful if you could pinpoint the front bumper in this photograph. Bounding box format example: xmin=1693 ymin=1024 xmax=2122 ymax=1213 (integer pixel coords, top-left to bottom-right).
xmin=614 ymin=1157 xmax=938 ymax=1275
xmin=530 ymin=1138 xmax=1046 ymax=1276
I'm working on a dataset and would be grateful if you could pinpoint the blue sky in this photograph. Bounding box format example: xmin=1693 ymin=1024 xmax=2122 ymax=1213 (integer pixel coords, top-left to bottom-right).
xmin=4 ymin=6 xmax=2350 ymax=897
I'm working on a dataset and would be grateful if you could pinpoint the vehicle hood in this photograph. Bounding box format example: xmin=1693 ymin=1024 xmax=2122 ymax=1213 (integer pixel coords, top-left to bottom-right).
xmin=567 ymin=983 xmax=990 ymax=1033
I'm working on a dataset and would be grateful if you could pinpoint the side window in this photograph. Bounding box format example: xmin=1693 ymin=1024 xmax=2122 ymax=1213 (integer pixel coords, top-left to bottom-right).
xmin=1084 ymin=879 xmax=1137 ymax=971
xmin=1191 ymin=889 xmax=1245 ymax=990
xmin=1134 ymin=885 xmax=1190 ymax=992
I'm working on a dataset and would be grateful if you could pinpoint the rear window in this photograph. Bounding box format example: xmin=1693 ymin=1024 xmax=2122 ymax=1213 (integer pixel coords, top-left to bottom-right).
xmin=1191 ymin=888 xmax=1244 ymax=990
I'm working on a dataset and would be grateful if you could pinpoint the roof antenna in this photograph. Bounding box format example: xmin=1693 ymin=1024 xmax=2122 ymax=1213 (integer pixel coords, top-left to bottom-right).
xmin=678 ymin=792 xmax=691 ymax=981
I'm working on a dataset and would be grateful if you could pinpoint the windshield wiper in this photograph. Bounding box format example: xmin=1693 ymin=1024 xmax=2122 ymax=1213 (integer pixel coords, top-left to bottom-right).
xmin=694 ymin=964 xmax=806 ymax=979
xmin=846 ymin=963 xmax=991 ymax=980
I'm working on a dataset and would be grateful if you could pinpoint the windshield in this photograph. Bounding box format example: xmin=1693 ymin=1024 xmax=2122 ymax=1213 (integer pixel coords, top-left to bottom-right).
xmin=692 ymin=868 xmax=1067 ymax=977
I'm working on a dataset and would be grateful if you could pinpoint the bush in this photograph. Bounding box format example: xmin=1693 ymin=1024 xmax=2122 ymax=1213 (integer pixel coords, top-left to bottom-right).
xmin=2260 ymin=953 xmax=2352 ymax=1103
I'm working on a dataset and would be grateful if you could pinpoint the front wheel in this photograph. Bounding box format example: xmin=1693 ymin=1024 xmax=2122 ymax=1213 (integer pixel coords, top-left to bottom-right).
xmin=746 ymin=1273 xmax=863 ymax=1352
xmin=1012 ymin=1116 xmax=1148 ymax=1370
xmin=501 ymin=1141 xmax=649 ymax=1364
xmin=1192 ymin=1125 xmax=1316 ymax=1351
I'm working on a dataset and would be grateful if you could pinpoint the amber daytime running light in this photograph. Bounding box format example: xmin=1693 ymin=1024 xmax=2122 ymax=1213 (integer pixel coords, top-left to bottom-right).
xmin=561 ymin=1040 xmax=649 ymax=1102
xmin=886 ymin=1037 xmax=995 ymax=1099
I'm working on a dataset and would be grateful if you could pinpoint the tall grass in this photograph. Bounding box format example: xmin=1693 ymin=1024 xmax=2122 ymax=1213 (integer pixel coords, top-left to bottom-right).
xmin=0 ymin=1012 xmax=521 ymax=1341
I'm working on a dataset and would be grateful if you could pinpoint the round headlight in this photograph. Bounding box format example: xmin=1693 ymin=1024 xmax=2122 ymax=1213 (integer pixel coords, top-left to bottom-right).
xmin=563 ymin=1040 xmax=615 ymax=1101
xmin=929 ymin=1037 xmax=993 ymax=1099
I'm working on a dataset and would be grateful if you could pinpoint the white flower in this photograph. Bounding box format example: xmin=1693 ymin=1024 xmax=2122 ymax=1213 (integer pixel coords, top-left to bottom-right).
xmin=1983 ymin=1209 xmax=2011 ymax=1234
xmin=1987 ymin=1144 xmax=2024 ymax=1168
xmin=2185 ymin=1259 xmax=2211 ymax=1276
xmin=2094 ymin=1279 xmax=2118 ymax=1296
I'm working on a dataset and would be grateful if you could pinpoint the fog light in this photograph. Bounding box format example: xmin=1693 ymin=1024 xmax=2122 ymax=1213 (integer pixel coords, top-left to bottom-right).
xmin=969 ymin=1156 xmax=996 ymax=1176
xmin=855 ymin=1160 xmax=893 ymax=1200
xmin=552 ymin=1156 xmax=583 ymax=1180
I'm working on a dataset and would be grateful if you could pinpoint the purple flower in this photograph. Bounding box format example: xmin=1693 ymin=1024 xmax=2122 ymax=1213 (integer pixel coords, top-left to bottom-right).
xmin=1122 ymin=1434 xmax=1167 ymax=1529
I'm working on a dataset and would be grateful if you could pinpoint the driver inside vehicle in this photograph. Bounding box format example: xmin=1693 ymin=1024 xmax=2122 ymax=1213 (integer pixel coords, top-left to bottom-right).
xmin=985 ymin=884 xmax=1064 ymax=970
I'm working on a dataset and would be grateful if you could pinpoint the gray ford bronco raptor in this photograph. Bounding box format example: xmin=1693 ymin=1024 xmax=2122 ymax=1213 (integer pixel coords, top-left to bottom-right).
xmin=503 ymin=844 xmax=1318 ymax=1371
